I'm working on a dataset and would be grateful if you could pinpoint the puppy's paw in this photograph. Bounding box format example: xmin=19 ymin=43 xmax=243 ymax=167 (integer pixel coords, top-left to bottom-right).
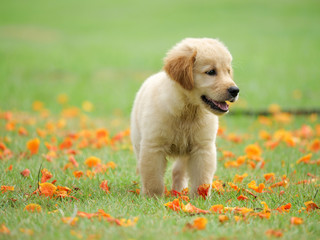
xmin=142 ymin=186 xmax=164 ymax=198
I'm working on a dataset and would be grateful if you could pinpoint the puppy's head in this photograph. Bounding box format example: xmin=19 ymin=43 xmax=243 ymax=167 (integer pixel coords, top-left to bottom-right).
xmin=164 ymin=38 xmax=239 ymax=115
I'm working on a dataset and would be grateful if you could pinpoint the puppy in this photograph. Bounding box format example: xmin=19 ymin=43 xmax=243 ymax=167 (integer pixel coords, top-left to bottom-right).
xmin=130 ymin=38 xmax=239 ymax=197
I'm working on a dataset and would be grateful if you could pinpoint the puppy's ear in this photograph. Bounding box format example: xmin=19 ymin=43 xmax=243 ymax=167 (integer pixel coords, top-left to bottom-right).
xmin=164 ymin=49 xmax=197 ymax=90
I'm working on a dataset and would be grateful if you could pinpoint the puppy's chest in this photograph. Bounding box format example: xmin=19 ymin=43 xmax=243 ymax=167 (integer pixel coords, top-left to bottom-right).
xmin=168 ymin=126 xmax=196 ymax=155
xmin=165 ymin=110 xmax=205 ymax=156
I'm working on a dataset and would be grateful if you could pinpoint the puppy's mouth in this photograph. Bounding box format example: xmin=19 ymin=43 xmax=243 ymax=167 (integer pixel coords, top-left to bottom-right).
xmin=201 ymin=95 xmax=229 ymax=112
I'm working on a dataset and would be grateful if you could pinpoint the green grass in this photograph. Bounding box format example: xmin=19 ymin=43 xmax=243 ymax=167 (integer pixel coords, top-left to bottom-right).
xmin=0 ymin=0 xmax=320 ymax=239
xmin=0 ymin=112 xmax=319 ymax=240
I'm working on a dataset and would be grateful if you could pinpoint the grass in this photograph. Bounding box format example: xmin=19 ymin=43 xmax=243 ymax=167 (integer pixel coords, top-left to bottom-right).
xmin=0 ymin=0 xmax=320 ymax=239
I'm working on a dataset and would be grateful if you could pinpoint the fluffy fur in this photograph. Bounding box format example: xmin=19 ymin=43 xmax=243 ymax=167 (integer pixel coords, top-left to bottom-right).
xmin=130 ymin=38 xmax=239 ymax=197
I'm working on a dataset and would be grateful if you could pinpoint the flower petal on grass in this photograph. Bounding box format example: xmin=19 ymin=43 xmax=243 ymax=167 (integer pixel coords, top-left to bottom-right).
xmin=304 ymin=201 xmax=319 ymax=212
xmin=193 ymin=217 xmax=207 ymax=230
xmin=290 ymin=217 xmax=303 ymax=225
xmin=309 ymin=139 xmax=320 ymax=152
xmin=245 ymin=144 xmax=262 ymax=159
xmin=237 ymin=195 xmax=248 ymax=201
xmin=26 ymin=138 xmax=40 ymax=155
xmin=39 ymin=182 xmax=57 ymax=197
xmin=77 ymin=211 xmax=98 ymax=219
xmin=85 ymin=156 xmax=101 ymax=168
xmin=233 ymin=173 xmax=248 ymax=183
xmin=19 ymin=228 xmax=34 ymax=236
xmin=0 ymin=224 xmax=10 ymax=234
xmin=62 ymin=217 xmax=78 ymax=226
xmin=73 ymin=171 xmax=84 ymax=179
xmin=265 ymin=229 xmax=283 ymax=238
xmin=218 ymin=215 xmax=229 ymax=223
xmin=276 ymin=203 xmax=291 ymax=213
xmin=100 ymin=180 xmax=110 ymax=194
xmin=24 ymin=203 xmax=42 ymax=212
xmin=248 ymin=180 xmax=265 ymax=193
xmin=164 ymin=199 xmax=182 ymax=212
xmin=20 ymin=169 xmax=30 ymax=177
xmin=264 ymin=173 xmax=275 ymax=182
xmin=197 ymin=184 xmax=210 ymax=199
xmin=183 ymin=203 xmax=210 ymax=214
xmin=210 ymin=204 xmax=224 ymax=214
xmin=296 ymin=153 xmax=312 ymax=164
xmin=1 ymin=185 xmax=14 ymax=193
xmin=40 ymin=168 xmax=53 ymax=183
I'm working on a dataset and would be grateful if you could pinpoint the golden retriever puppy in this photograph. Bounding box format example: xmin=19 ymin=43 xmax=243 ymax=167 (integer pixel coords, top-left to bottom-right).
xmin=131 ymin=38 xmax=239 ymax=197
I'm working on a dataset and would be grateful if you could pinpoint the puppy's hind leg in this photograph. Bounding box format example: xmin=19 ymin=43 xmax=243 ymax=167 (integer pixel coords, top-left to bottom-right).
xmin=172 ymin=156 xmax=189 ymax=192
xmin=139 ymin=146 xmax=167 ymax=197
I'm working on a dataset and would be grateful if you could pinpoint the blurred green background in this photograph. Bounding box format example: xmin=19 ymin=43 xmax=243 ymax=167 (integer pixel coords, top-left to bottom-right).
xmin=1 ymin=0 xmax=319 ymax=117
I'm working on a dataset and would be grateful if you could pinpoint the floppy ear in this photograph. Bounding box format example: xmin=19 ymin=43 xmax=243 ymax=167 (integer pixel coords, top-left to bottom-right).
xmin=164 ymin=50 xmax=197 ymax=90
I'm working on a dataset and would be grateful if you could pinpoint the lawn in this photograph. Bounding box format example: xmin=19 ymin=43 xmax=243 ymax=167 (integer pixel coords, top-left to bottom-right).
xmin=0 ymin=0 xmax=319 ymax=239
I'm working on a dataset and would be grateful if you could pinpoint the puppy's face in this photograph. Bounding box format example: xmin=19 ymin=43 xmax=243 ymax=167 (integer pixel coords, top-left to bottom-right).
xmin=164 ymin=38 xmax=239 ymax=115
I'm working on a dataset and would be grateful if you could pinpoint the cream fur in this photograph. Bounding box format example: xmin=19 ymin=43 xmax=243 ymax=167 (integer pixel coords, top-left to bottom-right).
xmin=130 ymin=38 xmax=239 ymax=197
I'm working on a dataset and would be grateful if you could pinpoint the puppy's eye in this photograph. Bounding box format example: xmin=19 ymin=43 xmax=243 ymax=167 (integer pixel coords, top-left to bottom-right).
xmin=205 ymin=69 xmax=217 ymax=76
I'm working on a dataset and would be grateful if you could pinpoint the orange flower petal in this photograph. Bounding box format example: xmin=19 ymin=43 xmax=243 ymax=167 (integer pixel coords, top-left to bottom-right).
xmin=304 ymin=201 xmax=319 ymax=212
xmin=40 ymin=168 xmax=53 ymax=183
xmin=218 ymin=215 xmax=229 ymax=223
xmin=276 ymin=203 xmax=291 ymax=213
xmin=183 ymin=203 xmax=210 ymax=214
xmin=24 ymin=203 xmax=42 ymax=212
xmin=290 ymin=217 xmax=303 ymax=225
xmin=0 ymin=224 xmax=10 ymax=234
xmin=61 ymin=217 xmax=78 ymax=226
xmin=21 ymin=169 xmax=30 ymax=177
xmin=264 ymin=173 xmax=275 ymax=182
xmin=197 ymin=184 xmax=210 ymax=199
xmin=245 ymin=144 xmax=262 ymax=159
xmin=265 ymin=229 xmax=283 ymax=238
xmin=100 ymin=180 xmax=110 ymax=194
xmin=26 ymin=138 xmax=40 ymax=155
xmin=85 ymin=156 xmax=101 ymax=168
xmin=1 ymin=185 xmax=14 ymax=193
xmin=193 ymin=217 xmax=207 ymax=230
xmin=233 ymin=173 xmax=248 ymax=183
xmin=210 ymin=204 xmax=224 ymax=214
xmin=237 ymin=195 xmax=248 ymax=201
xmin=73 ymin=171 xmax=84 ymax=179
xmin=39 ymin=182 xmax=57 ymax=197
xmin=296 ymin=153 xmax=312 ymax=164
xmin=164 ymin=199 xmax=182 ymax=212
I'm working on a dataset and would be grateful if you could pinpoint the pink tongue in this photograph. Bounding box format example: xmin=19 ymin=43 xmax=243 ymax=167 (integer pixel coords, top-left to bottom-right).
xmin=213 ymin=101 xmax=229 ymax=111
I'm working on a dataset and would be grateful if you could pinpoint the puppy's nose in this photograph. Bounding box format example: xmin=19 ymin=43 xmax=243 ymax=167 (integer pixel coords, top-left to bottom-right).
xmin=228 ymin=86 xmax=239 ymax=97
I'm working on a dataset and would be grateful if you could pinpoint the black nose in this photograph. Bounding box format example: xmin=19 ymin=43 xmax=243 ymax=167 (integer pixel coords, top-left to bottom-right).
xmin=228 ymin=86 xmax=239 ymax=97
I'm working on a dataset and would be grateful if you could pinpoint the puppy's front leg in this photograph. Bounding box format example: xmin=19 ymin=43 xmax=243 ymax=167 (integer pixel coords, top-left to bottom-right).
xmin=172 ymin=156 xmax=189 ymax=192
xmin=188 ymin=146 xmax=217 ymax=198
xmin=139 ymin=146 xmax=167 ymax=197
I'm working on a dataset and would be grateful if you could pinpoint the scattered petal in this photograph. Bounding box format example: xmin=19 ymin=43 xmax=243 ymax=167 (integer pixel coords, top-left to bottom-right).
xmin=100 ymin=180 xmax=110 ymax=194
xmin=265 ymin=229 xmax=283 ymax=238
xmin=304 ymin=201 xmax=319 ymax=212
xmin=290 ymin=217 xmax=303 ymax=225
xmin=21 ymin=168 xmax=31 ymax=177
xmin=85 ymin=156 xmax=102 ymax=168
xmin=197 ymin=184 xmax=210 ymax=199
xmin=26 ymin=138 xmax=40 ymax=155
xmin=1 ymin=185 xmax=14 ymax=193
xmin=24 ymin=203 xmax=42 ymax=212
xmin=218 ymin=215 xmax=229 ymax=223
